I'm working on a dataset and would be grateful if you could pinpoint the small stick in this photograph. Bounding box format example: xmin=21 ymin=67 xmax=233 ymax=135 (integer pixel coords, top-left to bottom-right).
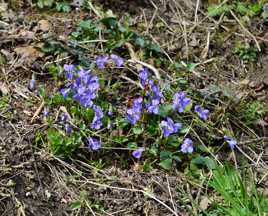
xmin=128 ymin=59 xmax=161 ymax=81
xmin=31 ymin=101 xmax=45 ymax=123
xmin=85 ymin=200 xmax=96 ymax=216
xmin=201 ymin=30 xmax=210 ymax=59
xmin=120 ymin=75 xmax=144 ymax=89
xmin=230 ymin=10 xmax=261 ymax=51
xmin=235 ymin=145 xmax=256 ymax=165
xmin=166 ymin=176 xmax=177 ymax=214
xmin=194 ymin=0 xmax=200 ymax=24
xmin=86 ymin=0 xmax=101 ymax=18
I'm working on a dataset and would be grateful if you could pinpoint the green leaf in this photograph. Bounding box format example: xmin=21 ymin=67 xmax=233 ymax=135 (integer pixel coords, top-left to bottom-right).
xmin=127 ymin=142 xmax=138 ymax=149
xmin=167 ymin=136 xmax=180 ymax=148
xmin=81 ymin=107 xmax=94 ymax=122
xmin=248 ymin=3 xmax=262 ymax=15
xmin=143 ymin=161 xmax=153 ymax=172
xmin=262 ymin=4 xmax=268 ymax=20
xmin=116 ymin=118 xmax=129 ymax=128
xmin=56 ymin=2 xmax=71 ymax=13
xmin=160 ymin=150 xmax=172 ymax=160
xmin=184 ymin=101 xmax=192 ymax=112
xmin=112 ymin=136 xmax=128 ymax=144
xmin=44 ymin=0 xmax=54 ymax=7
xmin=192 ymin=156 xmax=216 ymax=170
xmin=159 ymin=158 xmax=173 ymax=170
xmin=37 ymin=0 xmax=54 ymax=8
xmin=48 ymin=64 xmax=61 ymax=80
xmin=39 ymin=87 xmax=46 ymax=99
xmin=149 ymin=145 xmax=158 ymax=157
xmin=37 ymin=0 xmax=44 ymax=8
xmin=132 ymin=126 xmax=143 ymax=135
xmin=100 ymin=17 xmax=118 ymax=29
xmin=207 ymin=4 xmax=231 ymax=17
xmin=79 ymin=20 xmax=94 ymax=30
xmin=186 ymin=63 xmax=198 ymax=72
xmin=179 ymin=127 xmax=190 ymax=134
xmin=236 ymin=2 xmax=249 ymax=15
xmin=134 ymin=37 xmax=145 ymax=48
xmin=172 ymin=155 xmax=181 ymax=162
xmin=70 ymin=200 xmax=81 ymax=210
xmin=158 ymin=104 xmax=173 ymax=117
xmin=147 ymin=42 xmax=161 ymax=53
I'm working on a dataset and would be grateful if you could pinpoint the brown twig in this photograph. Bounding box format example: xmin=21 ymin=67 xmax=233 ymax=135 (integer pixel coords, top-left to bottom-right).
xmin=230 ymin=10 xmax=261 ymax=51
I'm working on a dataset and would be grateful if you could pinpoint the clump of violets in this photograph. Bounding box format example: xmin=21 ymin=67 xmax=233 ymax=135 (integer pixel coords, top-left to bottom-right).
xmin=60 ymin=64 xmax=104 ymax=131
xmin=180 ymin=138 xmax=194 ymax=153
xmin=57 ymin=56 xmax=218 ymax=165
xmin=127 ymin=97 xmax=143 ymax=125
xmin=132 ymin=147 xmax=145 ymax=159
xmin=195 ymin=105 xmax=209 ymax=121
xmin=173 ymin=91 xmax=191 ymax=113
xmin=60 ymin=65 xmax=100 ymax=108
xmin=160 ymin=117 xmax=182 ymax=137
xmin=87 ymin=137 xmax=101 ymax=151
xmin=224 ymin=135 xmax=237 ymax=149
xmin=137 ymin=67 xmax=163 ymax=114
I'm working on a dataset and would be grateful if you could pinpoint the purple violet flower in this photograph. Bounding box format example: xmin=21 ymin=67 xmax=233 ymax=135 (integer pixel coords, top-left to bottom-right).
xmin=60 ymin=113 xmax=69 ymax=122
xmin=132 ymin=97 xmax=143 ymax=112
xmin=66 ymin=71 xmax=73 ymax=80
xmin=195 ymin=105 xmax=209 ymax=121
xmin=111 ymin=54 xmax=124 ymax=67
xmin=224 ymin=135 xmax=237 ymax=149
xmin=29 ymin=77 xmax=36 ymax=91
xmin=65 ymin=124 xmax=73 ymax=135
xmin=146 ymin=97 xmax=160 ymax=114
xmin=64 ymin=64 xmax=75 ymax=72
xmin=132 ymin=147 xmax=145 ymax=159
xmin=160 ymin=117 xmax=182 ymax=137
xmin=60 ymin=88 xmax=70 ymax=99
xmin=43 ymin=107 xmax=49 ymax=117
xmin=87 ymin=137 xmax=101 ymax=151
xmin=77 ymin=68 xmax=89 ymax=78
xmin=96 ymin=56 xmax=108 ymax=69
xmin=173 ymin=91 xmax=191 ymax=113
xmin=180 ymin=138 xmax=194 ymax=153
xmin=90 ymin=105 xmax=104 ymax=130
xmin=144 ymin=80 xmax=162 ymax=114
xmin=139 ymin=67 xmax=149 ymax=86
xmin=127 ymin=108 xmax=141 ymax=125
xmin=127 ymin=97 xmax=143 ymax=125
xmin=108 ymin=107 xmax=113 ymax=117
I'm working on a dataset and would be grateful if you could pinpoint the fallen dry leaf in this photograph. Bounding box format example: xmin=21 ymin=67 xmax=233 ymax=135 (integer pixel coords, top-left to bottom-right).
xmin=18 ymin=30 xmax=35 ymax=39
xmin=1 ymin=49 xmax=14 ymax=62
xmin=14 ymin=45 xmax=44 ymax=63
xmin=36 ymin=19 xmax=51 ymax=32
xmin=199 ymin=196 xmax=211 ymax=211
xmin=0 ymin=82 xmax=9 ymax=95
